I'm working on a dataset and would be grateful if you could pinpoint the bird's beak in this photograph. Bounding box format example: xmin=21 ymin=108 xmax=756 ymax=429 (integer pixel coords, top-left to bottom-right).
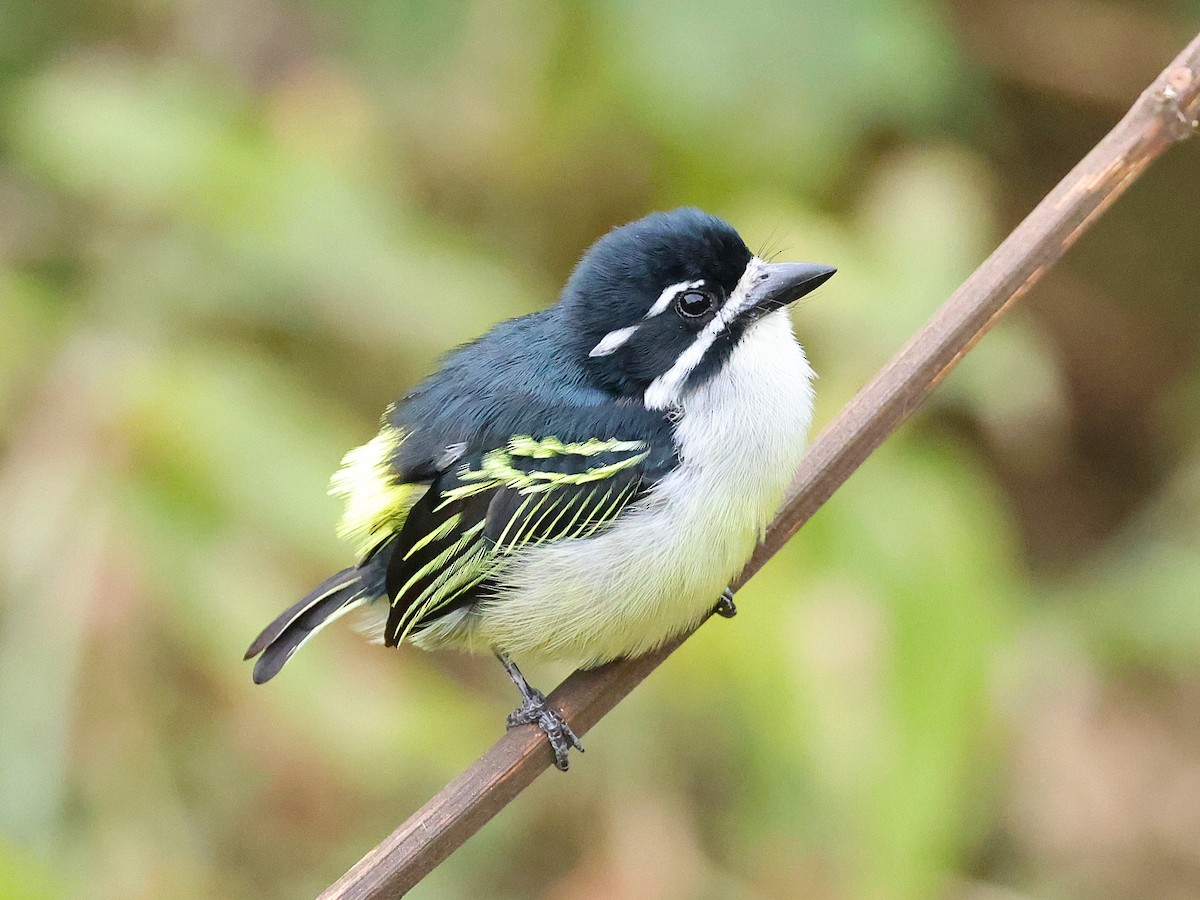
xmin=743 ymin=261 xmax=836 ymax=317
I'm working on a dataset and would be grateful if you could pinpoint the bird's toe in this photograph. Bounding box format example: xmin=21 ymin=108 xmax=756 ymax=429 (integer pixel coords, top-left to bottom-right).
xmin=714 ymin=586 xmax=738 ymax=618
xmin=506 ymin=691 xmax=584 ymax=771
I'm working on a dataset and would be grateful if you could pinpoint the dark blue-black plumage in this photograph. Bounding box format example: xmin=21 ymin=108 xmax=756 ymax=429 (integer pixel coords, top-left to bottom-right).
xmin=561 ymin=207 xmax=752 ymax=396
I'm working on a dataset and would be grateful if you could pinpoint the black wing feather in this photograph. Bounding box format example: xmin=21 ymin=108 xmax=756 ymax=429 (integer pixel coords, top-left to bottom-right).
xmin=382 ymin=483 xmax=491 ymax=646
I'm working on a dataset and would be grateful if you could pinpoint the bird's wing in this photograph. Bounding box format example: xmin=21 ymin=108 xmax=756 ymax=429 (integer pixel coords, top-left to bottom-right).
xmin=382 ymin=434 xmax=661 ymax=647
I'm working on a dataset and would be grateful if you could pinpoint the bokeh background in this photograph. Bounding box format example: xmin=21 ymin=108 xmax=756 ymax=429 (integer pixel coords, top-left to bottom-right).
xmin=2 ymin=1 xmax=1199 ymax=898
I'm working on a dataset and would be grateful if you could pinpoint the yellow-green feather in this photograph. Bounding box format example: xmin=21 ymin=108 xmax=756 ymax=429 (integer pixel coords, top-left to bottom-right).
xmin=507 ymin=435 xmax=645 ymax=458
xmin=328 ymin=424 xmax=421 ymax=557
xmin=393 ymin=526 xmax=490 ymax=645
xmin=444 ymin=438 xmax=649 ymax=502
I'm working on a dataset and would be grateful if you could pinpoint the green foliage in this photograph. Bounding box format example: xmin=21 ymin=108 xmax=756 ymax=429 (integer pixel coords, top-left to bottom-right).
xmin=1 ymin=2 xmax=1198 ymax=898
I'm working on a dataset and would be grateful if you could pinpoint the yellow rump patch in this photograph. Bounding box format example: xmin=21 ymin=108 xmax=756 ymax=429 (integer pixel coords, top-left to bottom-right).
xmin=329 ymin=425 xmax=421 ymax=557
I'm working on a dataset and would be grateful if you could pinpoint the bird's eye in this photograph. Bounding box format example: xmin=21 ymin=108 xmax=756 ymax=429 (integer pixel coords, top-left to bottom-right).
xmin=675 ymin=290 xmax=714 ymax=318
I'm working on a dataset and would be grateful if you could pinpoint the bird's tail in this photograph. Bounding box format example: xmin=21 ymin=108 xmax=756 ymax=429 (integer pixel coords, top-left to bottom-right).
xmin=245 ymin=538 xmax=393 ymax=684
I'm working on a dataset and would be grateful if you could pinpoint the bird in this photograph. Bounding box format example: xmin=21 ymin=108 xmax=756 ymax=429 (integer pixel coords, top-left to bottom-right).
xmin=245 ymin=207 xmax=835 ymax=770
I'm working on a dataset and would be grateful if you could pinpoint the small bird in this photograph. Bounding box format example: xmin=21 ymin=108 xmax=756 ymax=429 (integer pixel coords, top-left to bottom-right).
xmin=245 ymin=208 xmax=834 ymax=769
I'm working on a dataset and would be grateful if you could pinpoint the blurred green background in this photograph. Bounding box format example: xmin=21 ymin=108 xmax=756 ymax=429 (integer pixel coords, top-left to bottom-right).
xmin=1 ymin=1 xmax=1199 ymax=898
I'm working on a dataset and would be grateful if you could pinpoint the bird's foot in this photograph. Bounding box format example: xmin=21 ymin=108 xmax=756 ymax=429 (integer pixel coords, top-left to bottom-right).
xmin=507 ymin=688 xmax=584 ymax=771
xmin=714 ymin=586 xmax=737 ymax=618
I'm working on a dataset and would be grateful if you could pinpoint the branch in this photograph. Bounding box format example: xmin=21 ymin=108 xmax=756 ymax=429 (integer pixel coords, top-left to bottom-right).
xmin=320 ymin=33 xmax=1200 ymax=900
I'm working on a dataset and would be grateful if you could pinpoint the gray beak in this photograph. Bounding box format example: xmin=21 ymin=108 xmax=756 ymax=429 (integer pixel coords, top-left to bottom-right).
xmin=744 ymin=261 xmax=836 ymax=315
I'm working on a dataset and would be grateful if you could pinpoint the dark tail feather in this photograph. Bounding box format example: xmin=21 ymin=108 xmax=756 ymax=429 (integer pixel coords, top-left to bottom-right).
xmin=244 ymin=569 xmax=355 ymax=661
xmin=246 ymin=537 xmax=396 ymax=683
xmin=245 ymin=569 xmax=362 ymax=683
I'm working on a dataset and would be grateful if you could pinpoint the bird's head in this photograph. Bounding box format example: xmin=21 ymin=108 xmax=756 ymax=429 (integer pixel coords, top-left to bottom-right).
xmin=560 ymin=208 xmax=834 ymax=408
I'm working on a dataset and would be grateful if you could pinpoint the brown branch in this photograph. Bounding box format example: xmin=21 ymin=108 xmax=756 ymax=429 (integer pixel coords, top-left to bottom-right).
xmin=320 ymin=33 xmax=1200 ymax=900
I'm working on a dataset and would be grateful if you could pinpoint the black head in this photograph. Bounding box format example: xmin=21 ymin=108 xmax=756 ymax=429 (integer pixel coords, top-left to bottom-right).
xmin=559 ymin=208 xmax=834 ymax=406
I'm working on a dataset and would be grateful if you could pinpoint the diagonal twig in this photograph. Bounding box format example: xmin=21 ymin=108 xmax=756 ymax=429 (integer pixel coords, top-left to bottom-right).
xmin=320 ymin=32 xmax=1200 ymax=900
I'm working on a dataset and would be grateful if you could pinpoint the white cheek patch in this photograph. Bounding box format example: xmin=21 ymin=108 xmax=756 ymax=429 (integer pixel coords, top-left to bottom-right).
xmin=644 ymin=279 xmax=703 ymax=319
xmin=589 ymin=324 xmax=641 ymax=358
xmin=644 ymin=257 xmax=763 ymax=410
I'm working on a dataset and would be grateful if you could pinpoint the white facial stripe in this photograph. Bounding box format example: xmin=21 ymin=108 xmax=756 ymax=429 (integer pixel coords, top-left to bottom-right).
xmin=589 ymin=324 xmax=640 ymax=358
xmin=590 ymin=274 xmax=726 ymax=360
xmin=644 ymin=257 xmax=763 ymax=410
xmin=645 ymin=279 xmax=703 ymax=319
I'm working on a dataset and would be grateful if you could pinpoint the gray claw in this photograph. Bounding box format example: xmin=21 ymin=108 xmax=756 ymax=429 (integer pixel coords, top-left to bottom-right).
xmin=507 ymin=688 xmax=584 ymax=771
xmin=714 ymin=586 xmax=737 ymax=618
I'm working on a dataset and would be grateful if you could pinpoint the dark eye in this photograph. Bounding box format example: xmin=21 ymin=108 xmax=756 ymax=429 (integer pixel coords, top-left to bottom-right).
xmin=675 ymin=290 xmax=714 ymax=318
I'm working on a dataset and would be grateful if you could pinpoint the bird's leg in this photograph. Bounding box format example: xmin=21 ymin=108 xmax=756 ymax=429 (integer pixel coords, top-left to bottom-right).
xmin=713 ymin=586 xmax=738 ymax=618
xmin=496 ymin=651 xmax=583 ymax=771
